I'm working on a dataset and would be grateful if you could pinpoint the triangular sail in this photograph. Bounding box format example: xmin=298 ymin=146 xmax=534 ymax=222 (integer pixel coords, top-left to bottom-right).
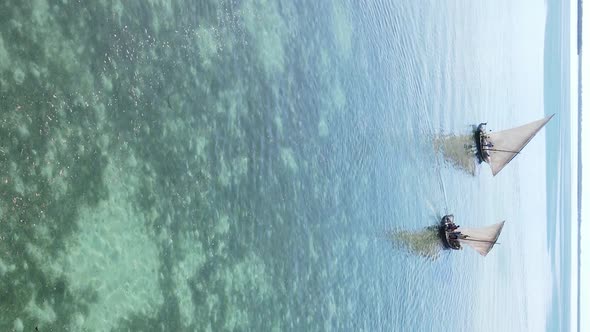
xmin=485 ymin=115 xmax=554 ymax=176
xmin=456 ymin=221 xmax=505 ymax=256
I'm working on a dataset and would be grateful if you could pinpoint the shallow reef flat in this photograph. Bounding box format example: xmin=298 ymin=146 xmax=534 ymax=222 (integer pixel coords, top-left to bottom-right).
xmin=0 ymin=0 xmax=364 ymax=330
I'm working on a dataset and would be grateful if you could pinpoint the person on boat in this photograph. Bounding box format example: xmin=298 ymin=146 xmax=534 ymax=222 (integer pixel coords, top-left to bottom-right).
xmin=450 ymin=231 xmax=464 ymax=249
xmin=480 ymin=138 xmax=492 ymax=163
xmin=445 ymin=222 xmax=456 ymax=232
xmin=448 ymin=237 xmax=461 ymax=250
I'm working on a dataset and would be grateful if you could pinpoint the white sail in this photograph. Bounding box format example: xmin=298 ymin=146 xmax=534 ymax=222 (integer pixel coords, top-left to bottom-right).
xmin=485 ymin=115 xmax=554 ymax=176
xmin=456 ymin=221 xmax=505 ymax=256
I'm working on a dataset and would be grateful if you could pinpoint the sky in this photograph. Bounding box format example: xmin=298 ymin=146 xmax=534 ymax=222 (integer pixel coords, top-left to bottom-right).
xmin=577 ymin=0 xmax=588 ymax=331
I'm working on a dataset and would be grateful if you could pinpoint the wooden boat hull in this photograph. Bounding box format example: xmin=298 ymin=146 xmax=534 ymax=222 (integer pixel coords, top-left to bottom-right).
xmin=439 ymin=215 xmax=461 ymax=250
xmin=474 ymin=123 xmax=488 ymax=164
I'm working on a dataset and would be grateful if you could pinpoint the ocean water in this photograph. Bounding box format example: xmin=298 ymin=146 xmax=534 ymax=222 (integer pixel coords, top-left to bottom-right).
xmin=544 ymin=0 xmax=576 ymax=330
xmin=0 ymin=1 xmax=556 ymax=331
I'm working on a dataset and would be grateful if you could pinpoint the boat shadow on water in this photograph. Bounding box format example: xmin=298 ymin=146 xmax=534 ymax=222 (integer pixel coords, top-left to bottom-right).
xmin=388 ymin=223 xmax=445 ymax=260
xmin=432 ymin=131 xmax=479 ymax=176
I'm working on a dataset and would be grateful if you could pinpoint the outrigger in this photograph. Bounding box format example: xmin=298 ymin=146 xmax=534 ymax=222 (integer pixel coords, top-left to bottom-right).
xmin=439 ymin=215 xmax=505 ymax=256
xmin=473 ymin=115 xmax=554 ymax=176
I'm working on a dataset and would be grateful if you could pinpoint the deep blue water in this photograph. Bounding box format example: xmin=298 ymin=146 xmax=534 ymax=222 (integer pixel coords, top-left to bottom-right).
xmin=0 ymin=1 xmax=560 ymax=331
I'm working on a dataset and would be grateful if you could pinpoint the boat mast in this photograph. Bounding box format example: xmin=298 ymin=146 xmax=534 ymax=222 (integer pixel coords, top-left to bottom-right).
xmin=460 ymin=238 xmax=499 ymax=244
xmin=482 ymin=148 xmax=520 ymax=154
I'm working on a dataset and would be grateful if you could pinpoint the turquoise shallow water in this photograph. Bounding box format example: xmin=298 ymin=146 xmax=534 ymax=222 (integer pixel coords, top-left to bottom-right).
xmin=0 ymin=1 xmax=558 ymax=331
